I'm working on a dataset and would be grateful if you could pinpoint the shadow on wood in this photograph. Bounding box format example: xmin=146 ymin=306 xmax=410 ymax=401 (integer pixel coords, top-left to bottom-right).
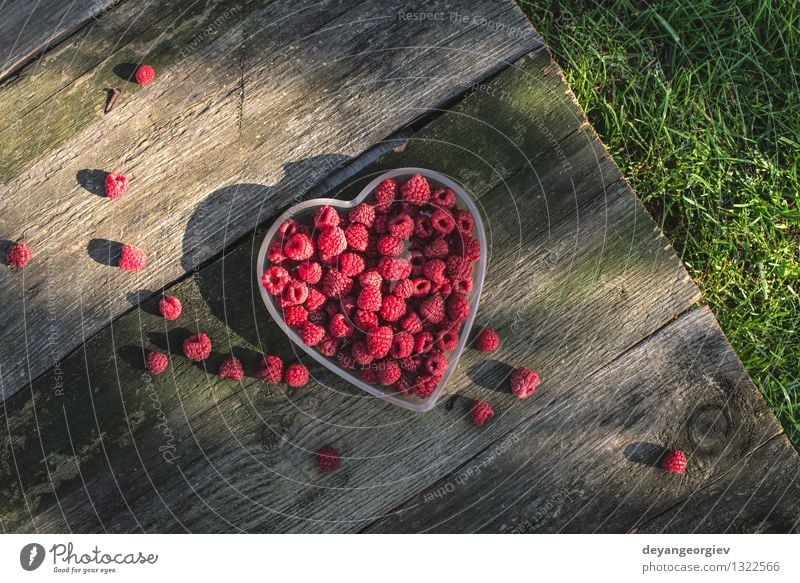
xmin=87 ymin=238 xmax=122 ymax=266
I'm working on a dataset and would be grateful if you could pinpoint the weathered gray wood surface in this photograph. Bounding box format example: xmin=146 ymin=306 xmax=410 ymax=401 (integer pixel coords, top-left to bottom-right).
xmin=0 ymin=0 xmax=542 ymax=401
xmin=364 ymin=307 xmax=796 ymax=533
xmin=0 ymin=0 xmax=119 ymax=82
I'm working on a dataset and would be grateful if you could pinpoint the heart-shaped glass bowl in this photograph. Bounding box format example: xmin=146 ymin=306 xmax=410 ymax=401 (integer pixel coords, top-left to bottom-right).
xmin=256 ymin=168 xmax=487 ymax=412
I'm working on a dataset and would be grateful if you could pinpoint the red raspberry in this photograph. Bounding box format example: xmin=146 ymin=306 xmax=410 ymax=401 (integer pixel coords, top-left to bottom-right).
xmin=4 ymin=242 xmax=31 ymax=268
xmin=423 ymin=237 xmax=450 ymax=259
xmin=268 ymin=240 xmax=286 ymax=263
xmin=354 ymin=309 xmax=378 ymax=330
xmin=349 ymin=203 xmax=375 ymax=226
xmin=104 ymin=173 xmax=128 ymax=199
xmin=318 ymin=226 xmax=347 ymax=259
xmin=158 ymin=295 xmax=182 ymax=320
xmin=408 ymin=251 xmax=426 ymax=275
xmin=379 ymin=257 xmax=411 ymax=281
xmin=359 ymin=269 xmax=382 ymax=288
xmin=388 ymin=214 xmax=414 ymax=239
xmin=312 ymin=205 xmax=340 ymax=229
xmin=321 ymin=268 xmax=352 ymax=299
xmin=455 ymin=209 xmax=475 ymax=234
xmin=378 ymin=361 xmax=401 ymax=386
xmin=134 ymin=64 xmax=155 ymax=85
xmin=305 ymin=287 xmax=327 ymax=311
xmin=257 ymin=355 xmax=283 ymax=383
xmin=285 ymin=363 xmax=309 ymax=387
xmin=300 ymin=322 xmax=326 ymax=346
xmin=433 ymin=277 xmax=452 ymax=296
xmin=281 ymin=280 xmax=308 ymax=306
xmin=395 ymin=374 xmax=412 ymax=395
xmin=297 ymin=261 xmax=322 ymax=284
xmin=430 ymin=187 xmax=456 ymax=208
xmin=312 ymin=334 xmax=335 ymax=356
xmin=119 ymin=244 xmax=147 ymax=271
xmin=377 ymin=235 xmax=403 ymax=257
xmin=337 ymin=295 xmax=357 ymax=316
xmin=446 ymin=293 xmax=470 ymax=322
xmin=431 ymin=209 xmax=456 ymax=235
xmin=218 ymin=357 xmax=245 ymax=381
xmin=661 ymin=449 xmax=688 ymax=474
xmin=391 ymin=278 xmax=415 ymax=299
xmin=374 ymin=178 xmax=398 ymax=210
xmin=390 ymin=331 xmax=414 ymax=359
xmin=399 ymin=356 xmax=421 ymax=371
xmin=316 ymin=445 xmax=340 ymax=472
xmin=337 ymin=252 xmax=365 ymax=277
xmin=452 ymin=277 xmax=473 ymax=294
xmin=446 ymin=255 xmax=471 ymax=280
xmin=358 ymin=284 xmax=382 ymax=311
xmin=352 ymin=340 xmax=374 ymax=365
xmin=411 ymin=277 xmax=432 ymax=297
xmin=329 ymin=313 xmax=353 ymax=338
xmin=282 ymin=304 xmax=308 ymax=328
xmin=475 ymin=328 xmax=500 ymax=352
xmin=423 ymin=259 xmax=446 ymax=284
xmin=183 ymin=333 xmax=212 ymax=361
xmin=373 ymin=214 xmax=389 ymax=233
xmin=367 ymin=326 xmax=393 ymax=358
xmin=425 ymin=351 xmax=449 ymax=376
xmin=146 ymin=351 xmax=169 ymax=375
xmin=400 ymin=312 xmax=423 ymax=334
xmin=360 ymin=366 xmax=379 ymax=384
xmin=453 ymin=233 xmax=481 ymax=262
xmin=413 ymin=331 xmax=434 ymax=354
xmin=470 ymin=400 xmax=494 ymax=427
xmin=278 ymin=219 xmax=298 ymax=237
xmin=436 ymin=328 xmax=459 ymax=352
xmin=413 ymin=375 xmax=438 ymax=399
xmin=419 ymin=294 xmax=445 ymax=324
xmin=345 ymin=222 xmax=369 ymax=252
xmin=401 ymin=174 xmax=430 ymax=205
xmin=510 ymin=367 xmax=540 ymax=399
xmin=283 ymin=233 xmax=314 ymax=260
xmin=413 ymin=215 xmax=434 ymax=239
xmin=380 ymin=294 xmax=406 ymax=322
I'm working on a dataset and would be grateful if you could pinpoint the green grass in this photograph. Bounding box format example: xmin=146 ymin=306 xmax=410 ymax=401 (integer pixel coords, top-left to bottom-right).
xmin=518 ymin=0 xmax=800 ymax=445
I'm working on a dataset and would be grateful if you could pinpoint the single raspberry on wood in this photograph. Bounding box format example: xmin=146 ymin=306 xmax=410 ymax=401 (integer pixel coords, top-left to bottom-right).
xmin=388 ymin=214 xmax=414 ymax=239
xmin=134 ymin=64 xmax=156 ymax=85
xmin=297 ymin=261 xmax=322 ymax=284
xmin=345 ymin=222 xmax=369 ymax=252
xmin=257 ymin=355 xmax=283 ymax=383
xmin=183 ymin=333 xmax=212 ymax=361
xmin=283 ymin=304 xmax=308 ymax=328
xmin=283 ymin=233 xmax=314 ymax=261
xmin=4 ymin=242 xmax=31 ymax=268
xmin=475 ymin=328 xmax=500 ymax=352
xmin=510 ymin=367 xmax=540 ymax=399
xmin=379 ymin=294 xmax=406 ymax=322
xmin=431 ymin=187 xmax=456 ymax=208
xmin=329 ymin=313 xmax=354 ymax=338
xmin=374 ymin=178 xmax=398 ymax=210
xmin=285 ymin=363 xmax=309 ymax=387
xmin=378 ymin=257 xmax=411 ymax=281
xmin=470 ymin=400 xmax=494 ymax=427
xmin=349 ymin=203 xmax=375 ymax=226
xmin=419 ymin=294 xmax=445 ymax=324
xmin=312 ymin=205 xmax=340 ymax=230
xmin=446 ymin=293 xmax=471 ymax=322
xmin=104 ymin=173 xmax=128 ymax=199
xmin=358 ymin=284 xmax=382 ymax=312
xmin=300 ymin=322 xmax=326 ymax=346
xmin=218 ymin=357 xmax=245 ymax=381
xmin=321 ymin=268 xmax=352 ymax=299
xmin=424 ymin=352 xmax=449 ymax=376
xmin=401 ymin=174 xmax=431 ymax=205
xmin=378 ymin=360 xmax=401 ymax=386
xmin=366 ymin=326 xmax=393 ymax=358
xmin=146 ymin=351 xmax=169 ymax=375
xmin=316 ymin=445 xmax=340 ymax=472
xmin=390 ymin=331 xmax=414 ymax=359
xmin=318 ymin=226 xmax=347 ymax=259
xmin=119 ymin=244 xmax=147 ymax=271
xmin=159 ymin=295 xmax=182 ymax=320
xmin=337 ymin=252 xmax=365 ymax=277
xmin=661 ymin=449 xmax=687 ymax=474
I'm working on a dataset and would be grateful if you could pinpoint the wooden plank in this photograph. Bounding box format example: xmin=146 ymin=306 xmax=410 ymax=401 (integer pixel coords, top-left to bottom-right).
xmin=0 ymin=0 xmax=119 ymax=82
xmin=6 ymin=136 xmax=699 ymax=532
xmin=0 ymin=0 xmax=543 ymax=401
xmin=635 ymin=434 xmax=800 ymax=533
xmin=364 ymin=307 xmax=793 ymax=533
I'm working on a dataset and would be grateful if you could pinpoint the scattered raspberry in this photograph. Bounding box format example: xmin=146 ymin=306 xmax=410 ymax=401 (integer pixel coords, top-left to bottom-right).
xmin=104 ymin=173 xmax=128 ymax=199
xmin=317 ymin=226 xmax=347 ymax=259
xmin=401 ymin=174 xmax=431 ymax=205
xmin=510 ymin=367 xmax=540 ymax=399
xmin=283 ymin=233 xmax=314 ymax=261
xmin=377 ymin=235 xmax=404 ymax=257
xmin=378 ymin=257 xmax=411 ymax=281
xmin=158 ymin=295 xmax=182 ymax=320
xmin=374 ymin=178 xmax=398 ymax=210
xmin=431 ymin=187 xmax=456 ymax=208
xmin=446 ymin=293 xmax=470 ymax=322
xmin=337 ymin=252 xmax=365 ymax=277
xmin=312 ymin=205 xmax=340 ymax=230
xmin=379 ymin=294 xmax=406 ymax=322
xmin=329 ymin=313 xmax=353 ymax=338
xmin=285 ymin=363 xmax=309 ymax=387
xmin=424 ymin=352 xmax=448 ymax=376
xmin=470 ymin=400 xmax=494 ymax=427
xmin=297 ymin=261 xmax=322 ymax=284
xmin=4 ymin=242 xmax=31 ymax=268
xmin=358 ymin=284 xmax=382 ymax=312
xmin=366 ymin=326 xmax=393 ymax=358
xmin=146 ymin=351 xmax=169 ymax=375
xmin=475 ymin=328 xmax=500 ymax=352
xmin=419 ymin=294 xmax=445 ymax=324
xmin=390 ymin=331 xmax=414 ymax=359
xmin=218 ymin=357 xmax=245 ymax=381
xmin=281 ymin=279 xmax=309 ymax=306
xmin=283 ymin=304 xmax=308 ymax=328
xmin=316 ymin=446 xmax=340 ymax=472
xmin=134 ymin=64 xmax=155 ymax=85
xmin=431 ymin=209 xmax=456 ymax=235
xmin=119 ymin=244 xmax=147 ymax=271
xmin=321 ymin=268 xmax=352 ymax=299
xmin=300 ymin=322 xmax=326 ymax=346
xmin=183 ymin=333 xmax=212 ymax=361
xmin=378 ymin=361 xmax=402 ymax=386
xmin=345 ymin=222 xmax=369 ymax=252
xmin=661 ymin=449 xmax=687 ymax=474
xmin=257 ymin=355 xmax=283 ymax=383
xmin=388 ymin=214 xmax=414 ymax=239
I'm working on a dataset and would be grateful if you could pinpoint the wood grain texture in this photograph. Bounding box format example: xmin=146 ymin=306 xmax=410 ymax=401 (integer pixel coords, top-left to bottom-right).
xmin=0 ymin=0 xmax=542 ymax=401
xmin=364 ymin=307 xmax=795 ymax=533
xmin=0 ymin=0 xmax=119 ymax=82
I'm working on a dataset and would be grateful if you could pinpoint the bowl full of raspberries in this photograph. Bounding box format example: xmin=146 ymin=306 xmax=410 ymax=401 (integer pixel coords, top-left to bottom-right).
xmin=257 ymin=168 xmax=486 ymax=412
